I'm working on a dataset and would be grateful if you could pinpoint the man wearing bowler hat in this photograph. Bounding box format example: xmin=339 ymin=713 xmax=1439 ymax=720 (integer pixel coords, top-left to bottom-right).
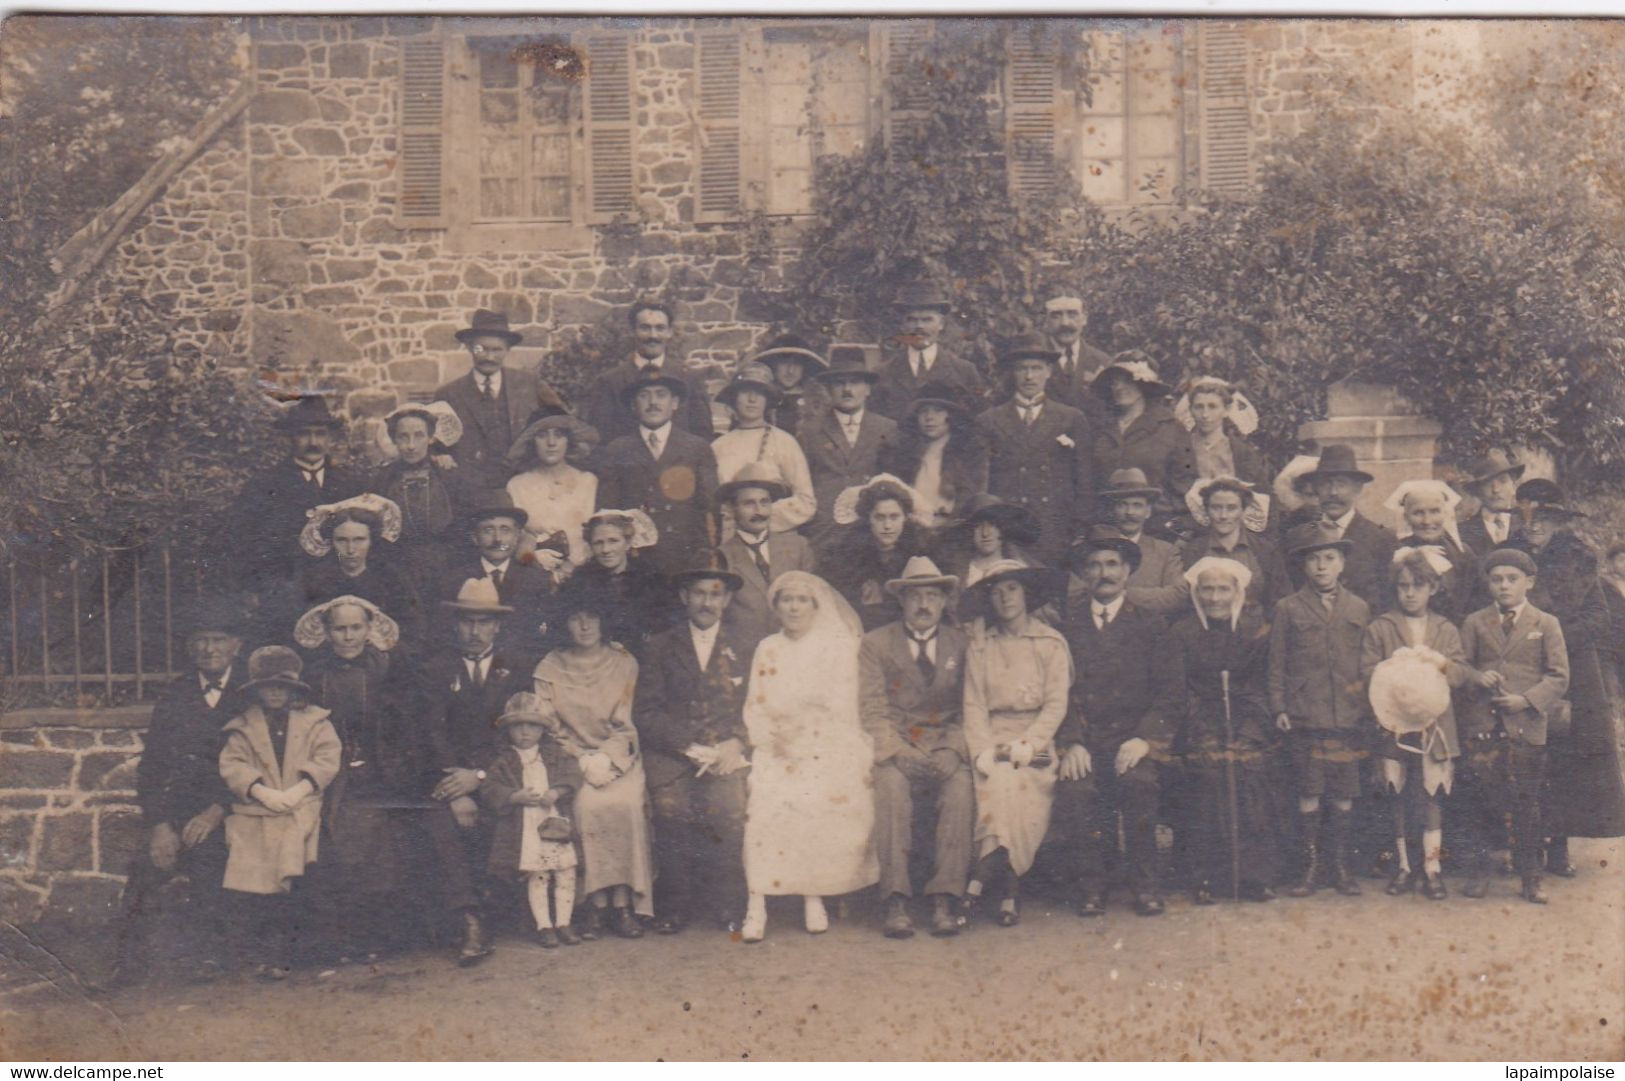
xmin=592 ymin=368 xmax=720 ymax=577
xmin=1291 ymin=444 xmax=1397 ymax=609
xmin=1054 ymin=527 xmax=1168 ymax=918
xmin=581 ymin=299 xmax=716 ymax=444
xmin=633 ymin=549 xmax=756 ymax=934
xmin=976 ymin=333 xmax=1095 ymax=565
xmin=716 ymin=461 xmax=817 ymax=652
xmin=859 ymin=557 xmax=974 ymax=939
xmin=434 ymin=309 xmax=569 ymax=493
xmin=1455 ymin=449 xmax=1526 ymax=560
xmin=870 ymin=281 xmax=988 ymax=421
xmin=798 ymin=344 xmax=898 ymax=539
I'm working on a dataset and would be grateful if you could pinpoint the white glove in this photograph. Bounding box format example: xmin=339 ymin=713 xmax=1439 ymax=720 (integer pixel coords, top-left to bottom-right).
xmin=1007 ymin=740 xmax=1036 ymax=770
xmin=1115 ymin=738 xmax=1150 ymax=776
xmin=973 ymin=748 xmax=998 ymax=777
xmin=580 ymin=752 xmax=617 ymax=788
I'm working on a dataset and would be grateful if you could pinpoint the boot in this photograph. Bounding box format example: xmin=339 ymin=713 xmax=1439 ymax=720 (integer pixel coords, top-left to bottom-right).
xmin=1545 ymin=836 xmax=1577 ymax=878
xmin=1328 ymin=807 xmax=1362 ymax=896
xmin=1461 ymin=852 xmax=1490 ymax=899
xmin=1520 ymin=874 xmax=1548 ymax=905
xmin=1287 ymin=812 xmax=1322 ymax=897
xmin=882 ymin=894 xmax=915 ymax=939
xmin=456 ymin=909 xmax=492 ymax=967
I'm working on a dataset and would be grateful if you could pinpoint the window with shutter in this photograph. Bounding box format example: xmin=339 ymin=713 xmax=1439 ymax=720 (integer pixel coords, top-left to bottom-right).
xmin=882 ymin=20 xmax=934 ymax=159
xmin=1197 ymin=22 xmax=1252 ymax=196
xmin=582 ymin=31 xmax=636 ymax=224
xmin=396 ymin=36 xmax=448 ymax=228
xmin=468 ymin=36 xmax=575 ymax=223
xmin=1005 ymin=26 xmax=1065 ymax=198
xmin=1078 ymin=24 xmax=1184 ymax=206
xmin=694 ymin=28 xmax=745 ymax=223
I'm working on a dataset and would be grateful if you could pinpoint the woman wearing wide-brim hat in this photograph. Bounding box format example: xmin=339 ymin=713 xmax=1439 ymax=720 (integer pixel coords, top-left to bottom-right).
xmin=751 ymin=333 xmax=830 ymax=431
xmin=1090 ymin=352 xmax=1187 ymax=506
xmin=1512 ymin=478 xmax=1625 ymax=862
xmin=879 ymin=380 xmax=990 ymax=530
xmin=936 ymin=493 xmax=1043 ymax=622
xmin=959 ymin=559 xmax=1073 ymax=927
xmin=712 ymin=362 xmax=818 ymax=535
xmin=504 ymin=412 xmax=601 ymax=574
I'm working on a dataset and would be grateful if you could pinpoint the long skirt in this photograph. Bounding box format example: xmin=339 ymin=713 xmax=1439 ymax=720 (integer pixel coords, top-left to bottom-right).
xmin=1541 ymin=645 xmax=1625 ymax=838
xmin=972 ymin=711 xmax=1058 ymax=877
xmin=745 ymin=740 xmax=878 ymax=897
xmin=577 ymin=759 xmax=656 ymax=915
xmin=1184 ymin=747 xmax=1278 ymax=892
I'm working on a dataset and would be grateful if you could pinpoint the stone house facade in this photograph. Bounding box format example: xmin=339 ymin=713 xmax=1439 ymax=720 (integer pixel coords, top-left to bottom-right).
xmin=9 ymin=15 xmax=1473 ymax=953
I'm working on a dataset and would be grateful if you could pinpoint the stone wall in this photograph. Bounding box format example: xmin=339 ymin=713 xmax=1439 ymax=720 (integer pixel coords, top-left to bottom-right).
xmin=1247 ymin=19 xmax=1417 ymax=144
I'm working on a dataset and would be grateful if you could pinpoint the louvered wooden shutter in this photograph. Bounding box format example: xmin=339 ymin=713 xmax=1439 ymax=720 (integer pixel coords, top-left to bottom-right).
xmin=1005 ymin=28 xmax=1062 ymax=198
xmin=694 ymin=28 xmax=744 ymax=223
xmin=1198 ymin=22 xmax=1252 ymax=196
xmin=582 ymin=31 xmax=636 ymax=224
xmin=882 ymin=20 xmax=934 ymax=158
xmin=395 ymin=36 xmax=448 ymax=228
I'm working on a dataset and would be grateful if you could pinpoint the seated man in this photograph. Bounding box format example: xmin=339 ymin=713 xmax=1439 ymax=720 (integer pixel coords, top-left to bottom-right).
xmin=1055 ymin=527 xmax=1167 ymax=917
xmin=858 ymin=557 xmax=973 ymax=939
xmin=115 ymin=598 xmax=246 ymax=984
xmin=633 ymin=550 xmax=755 ymax=935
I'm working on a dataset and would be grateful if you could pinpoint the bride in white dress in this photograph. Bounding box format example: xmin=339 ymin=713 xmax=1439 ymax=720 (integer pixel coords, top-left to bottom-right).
xmin=740 ymin=571 xmax=878 ymax=941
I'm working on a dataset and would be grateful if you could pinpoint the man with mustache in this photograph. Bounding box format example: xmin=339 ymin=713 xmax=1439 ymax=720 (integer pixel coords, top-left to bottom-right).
xmin=870 ymin=281 xmax=987 ymax=422
xmin=1290 ymin=445 xmax=1396 ymax=610
xmin=581 ymin=299 xmax=716 ymax=444
xmin=798 ymin=345 xmax=898 ymax=540
xmin=716 ymin=462 xmax=816 ymax=653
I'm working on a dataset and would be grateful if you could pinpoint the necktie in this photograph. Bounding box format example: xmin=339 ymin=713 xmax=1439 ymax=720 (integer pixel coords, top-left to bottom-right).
xmin=301 ymin=467 xmax=321 ymax=489
xmin=646 ymin=429 xmax=662 ymax=458
xmin=467 ymin=657 xmax=486 ymax=689
xmin=913 ymin=634 xmax=936 ymax=682
xmin=490 ymin=567 xmax=504 ymax=590
xmin=743 ymin=538 xmax=770 ymax=582
xmin=480 ymin=375 xmax=495 ymax=401
xmin=1491 ymin=513 xmax=1510 ymax=543
xmin=203 ymin=678 xmax=223 ymax=706
xmin=1094 ymin=605 xmax=1110 ymax=630
xmin=1021 ymin=404 xmax=1037 ymax=426
xmin=1500 ymin=608 xmax=1517 ymax=637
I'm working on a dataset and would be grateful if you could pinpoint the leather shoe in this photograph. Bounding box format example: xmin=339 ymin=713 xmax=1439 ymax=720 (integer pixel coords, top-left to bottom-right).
xmin=1240 ymin=881 xmax=1276 ymax=903
xmin=995 ymin=899 xmax=1020 ymax=927
xmin=1547 ymin=861 xmax=1579 ymax=879
xmin=1076 ymin=889 xmax=1106 ymax=918
xmin=1385 ymin=868 xmax=1416 ymax=896
xmin=535 ymin=927 xmax=559 ymax=949
xmin=882 ymin=895 xmax=915 ymax=939
xmin=1520 ymin=875 xmax=1548 ymax=905
xmin=611 ymin=906 xmax=645 ymax=938
xmin=457 ymin=910 xmax=492 ymax=967
xmin=929 ymin=895 xmax=959 ymax=937
xmin=1461 ymin=876 xmax=1489 ymax=899
xmin=1192 ymin=882 xmax=1217 ymax=906
xmin=555 ymin=924 xmax=581 ymax=946
xmin=653 ymin=915 xmax=684 ymax=935
xmin=1133 ymin=892 xmax=1166 ymax=916
xmin=1421 ymin=872 xmax=1447 ymax=900
xmin=575 ymin=905 xmax=602 ymax=941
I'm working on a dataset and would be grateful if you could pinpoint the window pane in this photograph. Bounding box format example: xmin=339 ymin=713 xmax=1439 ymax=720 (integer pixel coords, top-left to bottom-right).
xmin=480 ymin=134 xmax=521 ymax=177
xmin=820 ymin=122 xmax=866 ymax=158
xmin=532 ymin=177 xmax=570 ymax=219
xmin=1129 ymin=63 xmax=1180 ymax=114
xmin=1128 ymin=157 xmax=1178 ymax=203
xmin=1128 ymin=30 xmax=1178 ymax=74
xmin=1080 ymin=116 xmax=1126 ymax=159
xmin=768 ymin=90 xmax=806 ymax=130
xmin=1080 ymin=157 xmax=1126 ymax=204
xmin=1085 ymin=68 xmax=1125 ymax=116
xmin=480 ymin=178 xmax=520 ymax=218
xmin=480 ymin=91 xmax=519 ymax=127
xmin=531 ymin=132 xmax=570 ymax=178
xmin=766 ymin=167 xmax=811 ymax=216
xmin=480 ymin=50 xmax=519 ymax=89
xmin=1133 ymin=113 xmax=1180 ymax=158
xmin=1083 ymin=30 xmax=1124 ymax=70
xmin=530 ymin=85 xmax=572 ymax=127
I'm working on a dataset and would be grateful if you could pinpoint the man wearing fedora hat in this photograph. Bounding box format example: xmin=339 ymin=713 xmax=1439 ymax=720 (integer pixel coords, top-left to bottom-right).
xmin=716 ymin=462 xmax=817 ymax=652
xmin=858 ymin=557 xmax=973 ymax=938
xmin=412 ymin=577 xmax=533 ymax=964
xmin=227 ymin=394 xmax=364 ymax=606
xmin=1037 ymin=290 xmax=1115 ymax=425
xmin=1053 ymin=526 xmax=1168 ymax=918
xmin=1082 ymin=469 xmax=1188 ymax=617
xmin=437 ymin=491 xmax=551 ymax=659
xmin=870 ymin=281 xmax=987 ymax=422
xmin=593 ymin=367 xmax=720 ymax=577
xmin=1456 ymin=449 xmax=1526 ymax=560
xmin=798 ymin=344 xmax=898 ymax=539
xmin=580 ymin=300 xmax=716 ymax=445
xmin=115 ymin=597 xmax=248 ymax=985
xmin=976 ymin=333 xmax=1095 ymax=565
xmin=1292 ymin=444 xmax=1397 ymax=609
xmin=633 ymin=549 xmax=756 ymax=935
xmin=434 ymin=309 xmax=570 ymax=494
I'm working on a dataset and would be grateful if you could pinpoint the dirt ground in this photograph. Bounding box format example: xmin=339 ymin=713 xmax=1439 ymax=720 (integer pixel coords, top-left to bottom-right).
xmin=4 ymin=837 xmax=1622 ymax=1062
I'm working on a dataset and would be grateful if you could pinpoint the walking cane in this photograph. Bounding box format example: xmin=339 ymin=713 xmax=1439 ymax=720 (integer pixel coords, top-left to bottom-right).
xmin=1220 ymin=670 xmax=1241 ymax=902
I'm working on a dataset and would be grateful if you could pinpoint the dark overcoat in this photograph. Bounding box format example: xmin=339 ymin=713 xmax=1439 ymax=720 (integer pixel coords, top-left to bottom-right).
xmin=592 ymin=428 xmax=719 ymax=577
xmin=975 ymin=399 xmax=1094 ymax=565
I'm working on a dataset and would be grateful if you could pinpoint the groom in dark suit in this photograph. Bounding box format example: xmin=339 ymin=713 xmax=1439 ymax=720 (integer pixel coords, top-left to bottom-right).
xmin=633 ymin=550 xmax=754 ymax=934
xmin=858 ymin=557 xmax=973 ymax=939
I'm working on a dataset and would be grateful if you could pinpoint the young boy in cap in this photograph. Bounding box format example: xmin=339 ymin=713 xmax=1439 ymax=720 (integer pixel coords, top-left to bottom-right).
xmin=1269 ymin=521 xmax=1373 ymax=898
xmin=1293 ymin=444 xmax=1396 ymax=608
xmin=1456 ymin=548 xmax=1570 ymax=903
xmin=592 ymin=369 xmax=720 ymax=577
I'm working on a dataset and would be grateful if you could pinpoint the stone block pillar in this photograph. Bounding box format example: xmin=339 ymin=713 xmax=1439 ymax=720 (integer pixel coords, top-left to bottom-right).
xmin=1298 ymin=379 xmax=1441 ymax=531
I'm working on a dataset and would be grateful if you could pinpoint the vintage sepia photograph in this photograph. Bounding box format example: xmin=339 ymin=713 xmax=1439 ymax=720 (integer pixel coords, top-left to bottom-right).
xmin=0 ymin=8 xmax=1622 ymax=1063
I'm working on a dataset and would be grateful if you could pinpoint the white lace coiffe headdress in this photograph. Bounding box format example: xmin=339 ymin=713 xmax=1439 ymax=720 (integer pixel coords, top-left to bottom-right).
xmin=582 ymin=508 xmax=659 ymax=549
xmin=1172 ymin=376 xmax=1260 ymax=436
xmin=300 ymin=494 xmax=404 ymax=557
xmin=292 ymin=594 xmax=401 ymax=653
xmin=1384 ymin=478 xmax=1464 ymax=550
xmin=376 ymin=400 xmax=463 ymax=458
xmin=832 ymin=473 xmax=921 ymax=526
xmin=1182 ymin=556 xmax=1252 ymax=630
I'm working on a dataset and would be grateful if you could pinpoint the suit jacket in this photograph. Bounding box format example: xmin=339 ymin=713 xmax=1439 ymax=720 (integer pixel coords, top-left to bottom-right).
xmin=437 ymin=554 xmax=553 ymax=655
xmin=581 ymin=358 xmax=715 ymax=445
xmin=1458 ymin=510 xmax=1522 ymax=561
xmin=1127 ymin=533 xmax=1187 ymax=617
xmin=137 ymin=668 xmax=247 ymax=828
xmin=633 ymin=619 xmax=756 ymax=789
xmin=797 ymin=409 xmax=898 ymax=536
xmin=1090 ymin=402 xmax=1187 ymax=504
xmin=435 ymin=366 xmax=560 ymax=492
xmin=1458 ymin=603 xmax=1569 ymax=746
xmin=1327 ymin=512 xmax=1398 ymax=610
xmin=1041 ymin=339 xmax=1115 ymax=426
xmin=870 ymin=346 xmax=988 ymax=421
xmin=976 ymin=399 xmax=1094 ymax=564
xmin=1267 ymin=585 xmax=1372 ymax=730
xmin=593 ymin=428 xmax=719 ymax=576
xmin=857 ymin=620 xmax=970 ymax=762
xmin=419 ymin=649 xmax=533 ymax=781
xmin=718 ymin=530 xmax=817 ymax=652
xmin=1359 ymin=611 xmax=1473 ymax=759
xmin=228 ymin=459 xmax=364 ymax=594
xmin=1055 ymin=599 xmax=1167 ymax=749
xmin=479 ymin=742 xmax=583 ymax=876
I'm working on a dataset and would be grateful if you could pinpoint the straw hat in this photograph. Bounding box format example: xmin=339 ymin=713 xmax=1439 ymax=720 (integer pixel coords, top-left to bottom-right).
xmin=883 ymin=556 xmax=960 ymax=598
xmin=1370 ymin=649 xmax=1451 ymax=736
xmin=441 ymin=577 xmax=513 ymax=615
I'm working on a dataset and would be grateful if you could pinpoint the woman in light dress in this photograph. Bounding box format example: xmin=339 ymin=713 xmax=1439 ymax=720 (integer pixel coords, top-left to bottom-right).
xmin=710 ymin=362 xmax=816 ymax=535
xmin=740 ymin=571 xmax=878 ymax=942
xmin=504 ymin=412 xmax=600 ymax=580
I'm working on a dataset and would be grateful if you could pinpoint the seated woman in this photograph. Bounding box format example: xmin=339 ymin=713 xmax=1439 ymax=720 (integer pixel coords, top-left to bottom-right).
xmin=1178 ymin=477 xmax=1290 ymax=611
xmin=710 ymin=362 xmax=816 ymax=535
xmin=961 ymin=560 xmax=1072 ymax=928
xmin=504 ymin=411 xmax=600 ymax=583
xmin=1156 ymin=556 xmax=1279 ymax=904
xmin=570 ymin=509 xmax=674 ymax=657
xmin=282 ymin=495 xmax=424 ymax=650
xmin=1090 ymin=355 xmax=1186 ymax=510
xmin=879 ymin=381 xmax=990 ymax=531
xmin=740 ymin=571 xmax=878 ymax=942
xmin=820 ymin=475 xmax=933 ymax=631
xmin=372 ymin=402 xmax=465 ymax=587
xmin=1170 ymin=376 xmax=1267 ymax=498
xmin=533 ymin=576 xmax=654 ymax=940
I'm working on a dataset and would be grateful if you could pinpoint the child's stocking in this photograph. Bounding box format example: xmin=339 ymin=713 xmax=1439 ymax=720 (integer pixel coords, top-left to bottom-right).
xmin=552 ymin=871 xmax=576 ymax=928
xmin=1422 ymin=828 xmax=1444 ymax=876
xmin=528 ymin=874 xmax=554 ymax=930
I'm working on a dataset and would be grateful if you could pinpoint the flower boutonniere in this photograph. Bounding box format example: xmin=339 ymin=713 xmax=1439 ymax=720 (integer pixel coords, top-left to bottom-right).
xmin=728 ymin=675 xmax=745 ymax=688
xmin=1056 ymin=434 xmax=1076 ymax=449
xmin=944 ymin=657 xmax=958 ymax=672
xmin=491 ymin=667 xmax=511 ymax=681
xmin=721 ymin=646 xmax=739 ymax=664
